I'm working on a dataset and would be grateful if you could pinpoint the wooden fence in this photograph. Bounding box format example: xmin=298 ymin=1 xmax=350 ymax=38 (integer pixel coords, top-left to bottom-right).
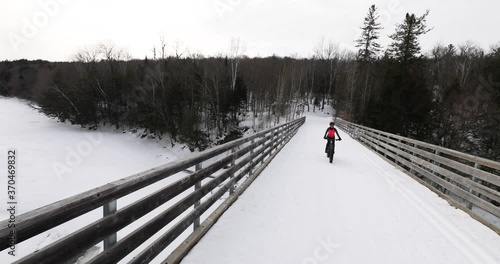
xmin=335 ymin=118 xmax=500 ymax=234
xmin=0 ymin=117 xmax=306 ymax=264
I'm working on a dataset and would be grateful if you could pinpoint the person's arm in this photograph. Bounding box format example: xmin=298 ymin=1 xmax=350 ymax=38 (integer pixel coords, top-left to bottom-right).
xmin=335 ymin=128 xmax=342 ymax=140
xmin=324 ymin=128 xmax=328 ymax=139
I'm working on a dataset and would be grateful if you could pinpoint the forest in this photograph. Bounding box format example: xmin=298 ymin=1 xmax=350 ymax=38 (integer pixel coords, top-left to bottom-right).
xmin=1 ymin=5 xmax=499 ymax=160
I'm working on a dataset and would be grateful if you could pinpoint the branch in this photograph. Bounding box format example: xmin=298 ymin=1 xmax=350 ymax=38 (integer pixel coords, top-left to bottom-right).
xmin=51 ymin=83 xmax=80 ymax=114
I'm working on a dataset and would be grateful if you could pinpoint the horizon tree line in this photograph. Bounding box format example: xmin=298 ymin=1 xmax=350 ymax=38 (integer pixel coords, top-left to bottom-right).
xmin=0 ymin=5 xmax=498 ymax=162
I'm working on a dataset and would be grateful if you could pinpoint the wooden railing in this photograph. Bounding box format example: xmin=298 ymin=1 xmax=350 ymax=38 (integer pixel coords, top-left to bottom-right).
xmin=335 ymin=118 xmax=500 ymax=233
xmin=0 ymin=117 xmax=306 ymax=264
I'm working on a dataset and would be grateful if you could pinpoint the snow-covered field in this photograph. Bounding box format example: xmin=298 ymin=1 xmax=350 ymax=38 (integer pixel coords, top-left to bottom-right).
xmin=0 ymin=97 xmax=196 ymax=263
xmin=182 ymin=113 xmax=500 ymax=264
xmin=0 ymin=97 xmax=194 ymax=211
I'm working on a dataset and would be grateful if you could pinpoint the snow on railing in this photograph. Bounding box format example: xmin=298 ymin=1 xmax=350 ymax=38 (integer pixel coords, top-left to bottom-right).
xmin=0 ymin=117 xmax=306 ymax=264
xmin=335 ymin=118 xmax=500 ymax=234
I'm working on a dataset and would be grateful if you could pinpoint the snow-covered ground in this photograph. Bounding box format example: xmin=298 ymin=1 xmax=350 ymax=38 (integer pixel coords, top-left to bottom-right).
xmin=182 ymin=112 xmax=500 ymax=264
xmin=0 ymin=97 xmax=194 ymax=211
xmin=0 ymin=97 xmax=196 ymax=262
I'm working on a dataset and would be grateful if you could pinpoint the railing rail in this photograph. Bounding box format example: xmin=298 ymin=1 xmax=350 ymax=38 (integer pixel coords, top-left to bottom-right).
xmin=335 ymin=118 xmax=500 ymax=233
xmin=0 ymin=117 xmax=306 ymax=263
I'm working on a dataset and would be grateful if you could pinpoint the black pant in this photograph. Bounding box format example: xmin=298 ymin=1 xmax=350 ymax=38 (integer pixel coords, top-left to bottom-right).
xmin=325 ymin=138 xmax=335 ymax=153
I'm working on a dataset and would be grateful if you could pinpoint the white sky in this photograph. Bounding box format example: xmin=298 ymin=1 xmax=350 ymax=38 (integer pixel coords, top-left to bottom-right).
xmin=1 ymin=0 xmax=499 ymax=61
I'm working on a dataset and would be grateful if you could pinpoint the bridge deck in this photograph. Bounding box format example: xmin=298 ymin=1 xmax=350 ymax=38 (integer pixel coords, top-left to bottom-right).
xmin=182 ymin=113 xmax=500 ymax=264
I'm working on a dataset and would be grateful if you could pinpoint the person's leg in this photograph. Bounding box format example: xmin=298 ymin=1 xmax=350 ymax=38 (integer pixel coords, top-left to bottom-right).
xmin=325 ymin=140 xmax=329 ymax=153
xmin=332 ymin=139 xmax=336 ymax=155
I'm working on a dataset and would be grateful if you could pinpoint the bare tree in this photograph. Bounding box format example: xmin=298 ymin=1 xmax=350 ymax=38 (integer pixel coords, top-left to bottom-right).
xmin=173 ymin=41 xmax=187 ymax=59
xmin=490 ymin=42 xmax=500 ymax=55
xmin=454 ymin=41 xmax=483 ymax=90
xmin=229 ymin=37 xmax=247 ymax=91
xmin=341 ymin=52 xmax=358 ymax=117
xmin=314 ymin=39 xmax=341 ymax=110
xmin=308 ymin=57 xmax=316 ymax=113
xmin=72 ymin=45 xmax=102 ymax=78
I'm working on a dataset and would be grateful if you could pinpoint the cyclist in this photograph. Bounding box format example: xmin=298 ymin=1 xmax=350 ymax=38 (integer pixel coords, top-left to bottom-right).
xmin=324 ymin=122 xmax=342 ymax=155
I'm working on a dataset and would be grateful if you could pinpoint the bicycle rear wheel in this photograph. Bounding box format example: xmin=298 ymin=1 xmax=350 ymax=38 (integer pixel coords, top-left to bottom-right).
xmin=329 ymin=143 xmax=334 ymax=163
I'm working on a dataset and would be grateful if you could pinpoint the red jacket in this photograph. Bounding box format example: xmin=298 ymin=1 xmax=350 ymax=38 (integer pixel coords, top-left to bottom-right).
xmin=324 ymin=127 xmax=341 ymax=140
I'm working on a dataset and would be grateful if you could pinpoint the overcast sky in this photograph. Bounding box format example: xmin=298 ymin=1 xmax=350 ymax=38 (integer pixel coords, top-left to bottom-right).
xmin=1 ymin=0 xmax=499 ymax=61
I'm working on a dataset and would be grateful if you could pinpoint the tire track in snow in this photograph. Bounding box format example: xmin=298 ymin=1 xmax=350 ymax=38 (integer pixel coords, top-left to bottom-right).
xmin=348 ymin=136 xmax=498 ymax=264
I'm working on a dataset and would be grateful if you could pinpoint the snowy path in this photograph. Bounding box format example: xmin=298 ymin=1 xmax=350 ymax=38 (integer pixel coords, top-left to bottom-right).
xmin=182 ymin=113 xmax=500 ymax=264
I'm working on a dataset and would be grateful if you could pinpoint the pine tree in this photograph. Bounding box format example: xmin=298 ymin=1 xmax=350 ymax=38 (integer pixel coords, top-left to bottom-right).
xmin=355 ymin=5 xmax=383 ymax=62
xmin=354 ymin=5 xmax=383 ymax=117
xmin=389 ymin=10 xmax=432 ymax=63
xmin=372 ymin=10 xmax=434 ymax=139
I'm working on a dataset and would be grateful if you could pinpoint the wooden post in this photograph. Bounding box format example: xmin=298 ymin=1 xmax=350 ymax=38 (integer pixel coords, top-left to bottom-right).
xmin=381 ymin=135 xmax=388 ymax=158
xmin=230 ymin=148 xmax=236 ymax=195
xmin=103 ymin=200 xmax=117 ymax=249
xmin=407 ymin=142 xmax=423 ymax=176
xmin=430 ymin=150 xmax=440 ymax=188
xmin=261 ymin=134 xmax=266 ymax=166
xmin=193 ymin=163 xmax=202 ymax=230
xmin=374 ymin=132 xmax=381 ymax=152
xmin=467 ymin=163 xmax=481 ymax=210
xmin=276 ymin=127 xmax=281 ymax=148
xmin=409 ymin=142 xmax=417 ymax=175
xmin=395 ymin=138 xmax=403 ymax=166
xmin=249 ymin=139 xmax=255 ymax=176
xmin=272 ymin=128 xmax=277 ymax=153
xmin=473 ymin=163 xmax=482 ymax=199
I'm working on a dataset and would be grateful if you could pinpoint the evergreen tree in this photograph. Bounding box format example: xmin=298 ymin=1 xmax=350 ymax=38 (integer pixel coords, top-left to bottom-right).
xmin=354 ymin=5 xmax=383 ymax=118
xmin=355 ymin=5 xmax=383 ymax=62
xmin=389 ymin=10 xmax=431 ymax=63
xmin=370 ymin=10 xmax=434 ymax=139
